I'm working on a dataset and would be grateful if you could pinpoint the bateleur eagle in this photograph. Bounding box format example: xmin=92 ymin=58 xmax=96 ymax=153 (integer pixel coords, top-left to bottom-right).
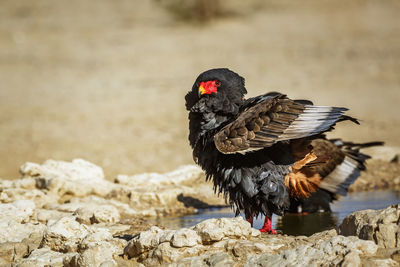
xmin=185 ymin=68 xmax=378 ymax=234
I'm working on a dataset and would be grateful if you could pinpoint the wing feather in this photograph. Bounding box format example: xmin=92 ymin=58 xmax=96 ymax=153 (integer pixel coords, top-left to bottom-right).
xmin=214 ymin=93 xmax=351 ymax=154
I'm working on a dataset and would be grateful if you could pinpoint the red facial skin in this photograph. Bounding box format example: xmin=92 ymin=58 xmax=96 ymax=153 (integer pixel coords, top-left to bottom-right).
xmin=199 ymin=80 xmax=219 ymax=95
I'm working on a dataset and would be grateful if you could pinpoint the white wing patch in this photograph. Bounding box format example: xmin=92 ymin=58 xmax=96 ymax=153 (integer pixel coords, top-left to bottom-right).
xmin=319 ymin=156 xmax=360 ymax=196
xmin=279 ymin=105 xmax=347 ymax=140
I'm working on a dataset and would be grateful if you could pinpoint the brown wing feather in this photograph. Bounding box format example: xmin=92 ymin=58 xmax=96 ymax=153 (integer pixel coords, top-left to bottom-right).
xmin=214 ymin=94 xmax=304 ymax=154
xmin=308 ymin=139 xmax=346 ymax=177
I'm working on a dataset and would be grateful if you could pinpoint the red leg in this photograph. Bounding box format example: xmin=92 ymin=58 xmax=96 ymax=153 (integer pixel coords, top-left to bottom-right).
xmin=247 ymin=216 xmax=254 ymax=227
xmin=259 ymin=215 xmax=277 ymax=234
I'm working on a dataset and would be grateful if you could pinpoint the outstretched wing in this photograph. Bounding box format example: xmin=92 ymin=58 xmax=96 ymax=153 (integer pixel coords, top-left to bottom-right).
xmin=214 ymin=93 xmax=352 ymax=154
xmin=309 ymin=139 xmax=383 ymax=196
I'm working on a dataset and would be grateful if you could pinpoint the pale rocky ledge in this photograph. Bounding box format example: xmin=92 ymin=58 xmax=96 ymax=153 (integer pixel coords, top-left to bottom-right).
xmin=0 ymin=159 xmax=399 ymax=266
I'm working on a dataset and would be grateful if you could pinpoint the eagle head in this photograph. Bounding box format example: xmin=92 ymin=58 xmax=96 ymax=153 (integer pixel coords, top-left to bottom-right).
xmin=185 ymin=68 xmax=247 ymax=115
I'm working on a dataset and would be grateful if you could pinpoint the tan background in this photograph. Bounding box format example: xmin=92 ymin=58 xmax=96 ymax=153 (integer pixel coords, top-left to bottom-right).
xmin=1 ymin=0 xmax=399 ymax=179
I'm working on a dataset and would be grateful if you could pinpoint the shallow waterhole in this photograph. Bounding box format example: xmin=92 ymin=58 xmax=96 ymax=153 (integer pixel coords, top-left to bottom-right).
xmin=153 ymin=190 xmax=400 ymax=236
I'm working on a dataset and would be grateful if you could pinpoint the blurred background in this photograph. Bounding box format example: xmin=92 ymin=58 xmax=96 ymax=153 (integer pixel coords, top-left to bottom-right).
xmin=1 ymin=0 xmax=399 ymax=179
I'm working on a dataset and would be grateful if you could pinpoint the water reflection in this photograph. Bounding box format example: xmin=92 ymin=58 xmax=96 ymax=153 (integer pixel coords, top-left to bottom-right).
xmin=278 ymin=190 xmax=400 ymax=235
xmin=156 ymin=190 xmax=400 ymax=235
xmin=276 ymin=212 xmax=337 ymax=236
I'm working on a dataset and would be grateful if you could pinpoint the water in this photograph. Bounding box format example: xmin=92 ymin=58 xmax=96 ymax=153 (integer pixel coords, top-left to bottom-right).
xmin=157 ymin=190 xmax=400 ymax=236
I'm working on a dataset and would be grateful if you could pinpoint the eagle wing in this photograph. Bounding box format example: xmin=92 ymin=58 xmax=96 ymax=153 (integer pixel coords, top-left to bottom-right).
xmin=214 ymin=93 xmax=351 ymax=154
xmin=308 ymin=139 xmax=384 ymax=196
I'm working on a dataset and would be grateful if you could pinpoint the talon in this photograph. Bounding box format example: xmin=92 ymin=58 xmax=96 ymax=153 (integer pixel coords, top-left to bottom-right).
xmin=260 ymin=228 xmax=277 ymax=234
xmin=259 ymin=215 xmax=277 ymax=234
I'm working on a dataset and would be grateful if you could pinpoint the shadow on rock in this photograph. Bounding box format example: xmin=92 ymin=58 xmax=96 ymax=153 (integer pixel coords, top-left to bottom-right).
xmin=177 ymin=193 xmax=228 ymax=209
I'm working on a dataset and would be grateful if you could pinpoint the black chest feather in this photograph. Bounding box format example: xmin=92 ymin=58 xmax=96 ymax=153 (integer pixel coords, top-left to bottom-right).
xmin=192 ymin=132 xmax=292 ymax=217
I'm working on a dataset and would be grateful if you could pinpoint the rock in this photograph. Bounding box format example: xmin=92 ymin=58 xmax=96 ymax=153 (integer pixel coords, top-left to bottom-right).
xmin=365 ymin=258 xmax=399 ymax=266
xmin=0 ymin=242 xmax=29 ymax=265
xmin=72 ymin=241 xmax=120 ymax=267
xmin=232 ymin=240 xmax=272 ymax=258
xmin=74 ymin=204 xmax=120 ymax=225
xmin=111 ymin=164 xmax=225 ymax=216
xmin=13 ymin=247 xmax=77 ymax=267
xmin=0 ymin=200 xmax=39 ymax=244
xmin=99 ymin=261 xmax=118 ymax=267
xmin=0 ymin=199 xmax=35 ymax=223
xmin=171 ymin=229 xmax=201 ymax=248
xmin=14 ymin=159 xmax=223 ymax=218
xmin=170 ymin=255 xmax=209 ymax=267
xmin=115 ymin=165 xmax=204 ymax=188
xmin=316 ymin=235 xmax=378 ymax=256
xmin=244 ymin=254 xmax=272 ymax=267
xmin=146 ymin=242 xmax=205 ymax=266
xmin=124 ymin=226 xmax=164 ymax=258
xmin=0 ymin=188 xmax=54 ymax=208
xmin=339 ymin=204 xmax=400 ymax=248
xmin=0 ymin=220 xmax=46 ymax=243
xmin=2 ymin=159 xmax=400 ymax=266
xmin=341 ymin=251 xmax=361 ymax=267
xmin=33 ymin=209 xmax=72 ymax=224
xmin=79 ymin=228 xmax=114 ymax=246
xmin=38 ymin=219 xmax=124 ymax=266
xmin=193 ymin=217 xmax=253 ymax=243
xmin=244 ymin=232 xmax=378 ymax=267
xmin=93 ymin=223 xmax=131 ymax=236
xmin=205 ymin=252 xmax=235 ymax=267
xmin=67 ymin=195 xmax=140 ymax=218
xmin=21 ymin=159 xmax=115 ymax=198
xmin=41 ymin=216 xmax=91 ymax=252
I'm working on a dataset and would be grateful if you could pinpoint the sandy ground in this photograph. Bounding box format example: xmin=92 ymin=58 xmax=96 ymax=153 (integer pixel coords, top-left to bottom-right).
xmin=1 ymin=0 xmax=400 ymax=179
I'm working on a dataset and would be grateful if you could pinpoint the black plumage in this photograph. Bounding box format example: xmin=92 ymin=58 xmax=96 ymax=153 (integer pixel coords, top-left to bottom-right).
xmin=185 ymin=68 xmax=361 ymax=233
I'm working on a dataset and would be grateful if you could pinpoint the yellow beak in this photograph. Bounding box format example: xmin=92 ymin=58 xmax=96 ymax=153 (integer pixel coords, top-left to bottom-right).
xmin=199 ymin=85 xmax=206 ymax=95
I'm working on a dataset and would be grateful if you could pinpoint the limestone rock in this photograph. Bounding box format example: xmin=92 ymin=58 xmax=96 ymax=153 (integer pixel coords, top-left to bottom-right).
xmin=21 ymin=159 xmax=115 ymax=197
xmin=0 ymin=188 xmax=55 ymax=208
xmin=146 ymin=242 xmax=205 ymax=266
xmin=339 ymin=204 xmax=400 ymax=248
xmin=171 ymin=229 xmax=201 ymax=248
xmin=72 ymin=241 xmax=121 ymax=267
xmin=111 ymin=164 xmax=225 ymax=216
xmin=33 ymin=209 xmax=72 ymax=224
xmin=74 ymin=204 xmax=120 ymax=225
xmin=232 ymin=240 xmax=272 ymax=258
xmin=170 ymin=255 xmax=209 ymax=267
xmin=0 ymin=199 xmax=35 ymax=223
xmin=41 ymin=216 xmax=91 ymax=252
xmin=0 ymin=242 xmax=29 ymax=265
xmin=0 ymin=220 xmax=46 ymax=243
xmin=341 ymin=251 xmax=361 ymax=267
xmin=13 ymin=247 xmax=77 ymax=267
xmin=79 ymin=228 xmax=114 ymax=246
xmin=115 ymin=165 xmax=204 ymax=188
xmin=0 ymin=177 xmax=36 ymax=190
xmin=0 ymin=200 xmax=44 ymax=244
xmin=66 ymin=195 xmax=140 ymax=218
xmin=193 ymin=217 xmax=253 ymax=243
xmin=124 ymin=226 xmax=164 ymax=258
xmin=243 ymin=231 xmax=378 ymax=267
xmin=2 ymin=160 xmax=399 ymax=266
xmin=205 ymin=252 xmax=235 ymax=267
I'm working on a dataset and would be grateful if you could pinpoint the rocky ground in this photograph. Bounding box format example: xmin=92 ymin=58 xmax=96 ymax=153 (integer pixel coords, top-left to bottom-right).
xmin=0 ymin=159 xmax=399 ymax=266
